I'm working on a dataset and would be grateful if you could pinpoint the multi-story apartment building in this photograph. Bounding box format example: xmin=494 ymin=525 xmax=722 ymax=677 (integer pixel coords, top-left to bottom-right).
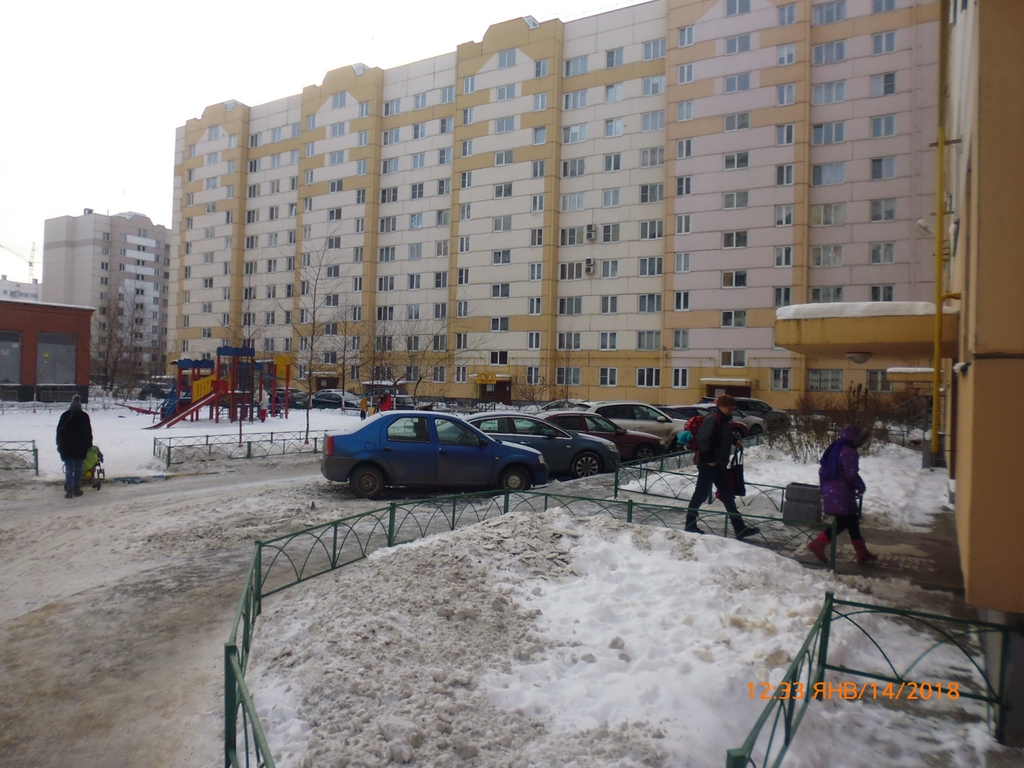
xmin=43 ymin=209 xmax=171 ymax=388
xmin=0 ymin=275 xmax=41 ymax=302
xmin=170 ymin=0 xmax=937 ymax=407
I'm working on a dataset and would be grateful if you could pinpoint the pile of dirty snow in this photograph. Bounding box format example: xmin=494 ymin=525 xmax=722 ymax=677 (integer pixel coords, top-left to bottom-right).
xmin=246 ymin=508 xmax=993 ymax=768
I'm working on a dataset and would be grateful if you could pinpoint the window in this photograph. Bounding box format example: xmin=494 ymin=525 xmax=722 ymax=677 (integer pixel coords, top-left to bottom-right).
xmin=811 ymin=203 xmax=845 ymax=226
xmin=870 ymin=199 xmax=896 ymax=221
xmin=491 ymin=282 xmax=510 ymax=298
xmin=811 ymin=245 xmax=844 ymax=267
xmin=440 ymin=86 xmax=455 ymax=104
xmin=533 ymin=126 xmax=547 ymax=144
xmin=563 ymin=123 xmax=587 ymax=143
xmin=775 ymin=205 xmax=794 ymax=226
xmin=675 ymin=291 xmax=690 ymax=311
xmin=640 ymin=184 xmax=664 ymax=203
xmin=812 ymin=122 xmax=845 ymax=145
xmin=812 ymin=1 xmax=846 ymax=25
xmin=381 ymin=158 xmax=399 ymax=175
xmin=493 ymin=216 xmax=512 ymax=232
xmin=605 ymin=118 xmax=623 ymax=138
xmin=777 ymin=83 xmax=796 ymax=105
xmin=490 ymin=317 xmax=510 ymax=333
xmin=678 ymin=64 xmax=693 ymax=84
xmin=461 ymin=202 xmax=472 ymax=220
xmin=532 ymin=160 xmax=546 ymax=178
xmin=722 ymin=270 xmax=747 ymax=287
xmin=776 ymin=164 xmax=795 ymax=186
xmin=871 ymin=285 xmax=895 ymax=302
xmin=872 ymin=73 xmax=897 ymax=97
xmin=434 ymin=303 xmax=448 ymax=319
xmin=497 ymin=48 xmax=516 ymax=68
xmin=774 ymin=287 xmax=792 ymax=308
xmin=379 ymin=216 xmax=397 ymax=233
xmin=676 ymin=215 xmax=691 ymax=234
xmin=873 ymin=31 xmax=897 ymax=55
xmin=602 ymin=224 xmax=620 ymax=243
xmin=600 ymin=295 xmax=618 ymax=315
xmin=873 ymin=0 xmax=896 ymax=12
xmin=725 ymin=73 xmax=750 ymax=93
xmin=558 ymin=298 xmax=583 ymax=316
xmin=775 ymin=246 xmax=794 ymax=266
xmin=636 ymin=368 xmax=661 ymax=388
xmin=562 ymin=158 xmax=585 ymax=177
xmin=604 ymin=154 xmax=621 ymax=172
xmin=675 ymin=252 xmax=691 ymax=273
xmin=812 ymin=162 xmax=845 ymax=186
xmin=561 ymin=192 xmax=585 ymax=212
xmin=496 ymin=84 xmax=515 ymax=101
xmin=557 ymin=332 xmax=581 ymax=350
xmin=723 ymin=191 xmax=749 ymax=209
xmin=556 ymin=367 xmax=581 ymax=386
xmin=601 ymin=260 xmax=619 ymax=278
xmin=642 ymin=111 xmax=665 ymax=132
xmin=778 ymin=44 xmax=796 ymax=66
xmin=723 ymin=231 xmax=748 ymax=249
xmin=638 ymin=295 xmax=662 ymax=313
xmin=410 ymin=213 xmax=423 ymax=230
xmin=440 ymin=117 xmax=453 ymax=134
xmin=602 ymin=189 xmax=620 ymax=208
xmin=458 ymin=236 xmax=471 ymax=253
xmin=564 ymin=90 xmax=587 ymax=110
xmin=724 ymin=151 xmax=749 ymax=170
xmin=810 ymin=286 xmax=844 ymax=303
xmin=606 ymin=48 xmax=623 ymax=68
xmin=495 ymin=150 xmax=514 ymax=166
xmin=725 ymin=35 xmax=751 ymax=55
xmin=529 ymin=263 xmax=543 ymax=281
xmin=379 ymin=246 xmax=396 ymax=262
xmin=605 ymin=83 xmax=623 ymax=103
xmin=639 ymin=256 xmax=663 ymax=276
xmin=727 ymin=0 xmax=751 ymax=13
xmin=809 ymin=369 xmax=843 ymax=392
xmin=721 ymin=350 xmax=746 ymax=368
xmin=559 ymin=262 xmax=583 ymax=280
xmin=456 ymin=300 xmax=469 ymax=318
xmin=533 ymin=93 xmax=548 ymax=113
xmin=535 ymin=59 xmax=548 ymax=78
xmin=436 ymin=209 xmax=451 ymax=225
xmin=438 ymin=179 xmax=451 ymax=195
xmin=439 ymin=148 xmax=452 ymax=165
xmin=531 ymin=229 xmax=544 ymax=247
xmin=724 ymin=112 xmax=749 ymax=131
xmin=721 ymin=310 xmax=747 ymax=328
xmin=813 ymin=41 xmax=845 ymax=65
xmin=639 ymin=220 xmax=663 ymax=240
xmin=871 ymin=242 xmax=895 ymax=264
xmin=528 ymin=297 xmax=542 ymax=315
xmin=871 ymin=115 xmax=897 ymax=137
xmin=643 ymin=39 xmax=666 ymax=60
xmin=871 ymin=157 xmax=897 ymax=180
xmin=561 ymin=227 xmax=585 ymax=244
xmin=677 ymin=101 xmax=693 ymax=122
xmin=381 ymin=186 xmax=399 ymax=204
xmin=643 ymin=75 xmax=666 ymax=96
xmin=813 ymin=81 xmax=845 ymax=105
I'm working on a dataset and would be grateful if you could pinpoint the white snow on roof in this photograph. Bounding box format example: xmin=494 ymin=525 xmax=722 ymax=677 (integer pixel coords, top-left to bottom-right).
xmin=0 ymin=297 xmax=95 ymax=311
xmin=887 ymin=367 xmax=934 ymax=374
xmin=698 ymin=377 xmax=751 ymax=383
xmin=775 ymin=301 xmax=958 ymax=321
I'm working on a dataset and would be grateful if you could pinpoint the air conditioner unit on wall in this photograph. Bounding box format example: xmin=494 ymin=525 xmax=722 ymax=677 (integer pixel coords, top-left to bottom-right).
xmin=584 ymin=257 xmax=595 ymax=275
xmin=586 ymin=224 xmax=596 ymax=240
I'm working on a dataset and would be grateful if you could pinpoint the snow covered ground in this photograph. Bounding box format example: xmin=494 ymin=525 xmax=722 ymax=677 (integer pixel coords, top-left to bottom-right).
xmin=247 ymin=509 xmax=998 ymax=768
xmin=0 ymin=404 xmax=358 ymax=479
xmin=622 ymin=443 xmax=949 ymax=531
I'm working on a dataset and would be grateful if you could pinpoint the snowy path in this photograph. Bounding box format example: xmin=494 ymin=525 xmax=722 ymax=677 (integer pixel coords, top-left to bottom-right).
xmin=0 ymin=457 xmax=387 ymax=768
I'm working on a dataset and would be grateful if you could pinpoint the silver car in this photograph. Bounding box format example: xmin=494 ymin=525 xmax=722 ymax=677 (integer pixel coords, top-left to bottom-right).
xmin=583 ymin=401 xmax=689 ymax=450
xmin=466 ymin=412 xmax=620 ymax=478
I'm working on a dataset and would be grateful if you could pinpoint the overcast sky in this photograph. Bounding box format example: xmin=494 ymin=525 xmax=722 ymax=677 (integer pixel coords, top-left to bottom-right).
xmin=0 ymin=0 xmax=638 ymax=282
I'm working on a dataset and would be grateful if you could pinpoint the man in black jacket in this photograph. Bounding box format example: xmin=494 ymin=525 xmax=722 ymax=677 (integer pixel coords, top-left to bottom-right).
xmin=56 ymin=395 xmax=93 ymax=499
xmin=685 ymin=394 xmax=760 ymax=539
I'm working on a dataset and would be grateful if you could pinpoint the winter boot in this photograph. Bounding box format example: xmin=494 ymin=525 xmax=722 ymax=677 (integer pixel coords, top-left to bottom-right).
xmin=64 ymin=488 xmax=74 ymax=499
xmin=73 ymin=484 xmax=83 ymax=497
xmin=684 ymin=511 xmax=703 ymax=534
xmin=735 ymin=524 xmax=761 ymax=541
xmin=807 ymin=531 xmax=831 ymax=563
xmin=852 ymin=538 xmax=878 ymax=564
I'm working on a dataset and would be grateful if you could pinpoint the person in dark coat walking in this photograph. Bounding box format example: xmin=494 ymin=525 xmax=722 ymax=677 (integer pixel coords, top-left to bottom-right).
xmin=808 ymin=425 xmax=878 ymax=563
xmin=56 ymin=395 xmax=93 ymax=499
xmin=684 ymin=394 xmax=760 ymax=539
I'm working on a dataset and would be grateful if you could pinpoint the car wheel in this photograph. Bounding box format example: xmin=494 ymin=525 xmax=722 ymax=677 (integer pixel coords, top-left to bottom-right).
xmin=732 ymin=426 xmax=747 ymax=440
xmin=571 ymin=451 xmax=602 ymax=478
xmin=633 ymin=444 xmax=656 ymax=462
xmin=499 ymin=465 xmax=532 ymax=492
xmin=748 ymin=425 xmax=764 ymax=437
xmin=350 ymin=465 xmax=385 ymax=499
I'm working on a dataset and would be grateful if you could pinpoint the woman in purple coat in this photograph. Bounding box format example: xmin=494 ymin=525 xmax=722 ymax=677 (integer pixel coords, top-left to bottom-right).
xmin=808 ymin=425 xmax=878 ymax=563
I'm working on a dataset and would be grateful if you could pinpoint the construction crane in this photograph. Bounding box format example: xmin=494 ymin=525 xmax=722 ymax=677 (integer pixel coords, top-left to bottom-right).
xmin=0 ymin=240 xmax=36 ymax=281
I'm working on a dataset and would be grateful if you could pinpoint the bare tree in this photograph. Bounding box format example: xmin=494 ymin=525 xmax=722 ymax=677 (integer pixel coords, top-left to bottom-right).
xmin=554 ymin=331 xmax=582 ymax=404
xmin=91 ymin=285 xmax=158 ymax=396
xmin=512 ymin=363 xmax=552 ymax=408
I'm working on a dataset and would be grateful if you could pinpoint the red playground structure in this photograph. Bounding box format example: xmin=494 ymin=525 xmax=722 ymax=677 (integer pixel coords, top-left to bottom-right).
xmin=145 ymin=348 xmax=290 ymax=429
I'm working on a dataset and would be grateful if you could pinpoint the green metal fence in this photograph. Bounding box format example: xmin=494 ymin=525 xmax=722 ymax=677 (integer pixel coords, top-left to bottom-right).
xmin=154 ymin=431 xmax=320 ymax=468
xmin=0 ymin=440 xmax=39 ymax=474
xmin=726 ymin=591 xmax=1012 ymax=767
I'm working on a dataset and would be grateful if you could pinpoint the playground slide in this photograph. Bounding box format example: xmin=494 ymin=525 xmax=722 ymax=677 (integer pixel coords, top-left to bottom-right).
xmin=144 ymin=390 xmax=221 ymax=430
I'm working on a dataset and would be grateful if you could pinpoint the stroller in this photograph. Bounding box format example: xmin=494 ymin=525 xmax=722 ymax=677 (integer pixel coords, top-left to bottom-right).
xmin=82 ymin=445 xmax=105 ymax=490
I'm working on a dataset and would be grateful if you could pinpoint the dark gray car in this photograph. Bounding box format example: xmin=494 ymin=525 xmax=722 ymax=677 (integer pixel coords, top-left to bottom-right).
xmin=466 ymin=412 xmax=620 ymax=478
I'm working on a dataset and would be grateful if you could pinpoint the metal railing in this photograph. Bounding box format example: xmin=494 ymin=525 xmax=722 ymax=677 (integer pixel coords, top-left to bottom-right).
xmin=727 ymin=591 xmax=1012 ymax=767
xmin=0 ymin=440 xmax=39 ymax=474
xmin=153 ymin=431 xmax=320 ymax=468
xmin=226 ymin=484 xmax=841 ymax=767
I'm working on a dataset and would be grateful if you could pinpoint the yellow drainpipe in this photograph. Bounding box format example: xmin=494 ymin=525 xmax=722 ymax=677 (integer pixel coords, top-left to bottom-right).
xmin=931 ymin=5 xmax=949 ymax=463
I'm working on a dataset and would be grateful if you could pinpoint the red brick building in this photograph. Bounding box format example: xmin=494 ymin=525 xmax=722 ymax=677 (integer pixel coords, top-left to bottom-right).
xmin=0 ymin=299 xmax=94 ymax=402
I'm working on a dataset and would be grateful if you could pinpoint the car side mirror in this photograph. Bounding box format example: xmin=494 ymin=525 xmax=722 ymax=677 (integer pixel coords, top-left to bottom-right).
xmin=478 ymin=438 xmax=489 ymax=447
xmin=616 ymin=427 xmax=627 ymax=435
xmin=657 ymin=416 xmax=669 ymax=423
xmin=543 ymin=429 xmax=558 ymax=438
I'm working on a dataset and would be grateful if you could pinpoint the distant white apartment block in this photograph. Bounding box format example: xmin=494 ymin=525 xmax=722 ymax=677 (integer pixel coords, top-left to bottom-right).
xmin=170 ymin=0 xmax=937 ymax=406
xmin=0 ymin=275 xmax=41 ymax=302
xmin=43 ymin=209 xmax=171 ymax=382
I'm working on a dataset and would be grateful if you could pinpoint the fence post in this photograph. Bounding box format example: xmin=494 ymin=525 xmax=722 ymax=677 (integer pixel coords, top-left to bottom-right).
xmin=996 ymin=627 xmax=1011 ymax=743
xmin=224 ymin=644 xmax=238 ymax=768
xmin=387 ymin=503 xmax=397 ymax=546
xmin=246 ymin=441 xmax=252 ymax=460
xmin=626 ymin=498 xmax=633 ymax=524
xmin=814 ymin=592 xmax=835 ymax=690
xmin=313 ymin=436 xmax=319 ymax=453
xmin=613 ymin=466 xmax=620 ymax=499
xmin=503 ymin=490 xmax=510 ymax=516
xmin=254 ymin=544 xmax=263 ymax=618
xmin=33 ymin=446 xmax=39 ymax=476
xmin=725 ymin=749 xmax=749 ymax=768
xmin=451 ymin=497 xmax=457 ymax=530
xmin=166 ymin=445 xmax=172 ymax=469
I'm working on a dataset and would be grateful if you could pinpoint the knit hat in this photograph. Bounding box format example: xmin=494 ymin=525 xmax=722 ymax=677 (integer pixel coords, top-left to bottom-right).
xmin=716 ymin=394 xmax=737 ymax=408
xmin=70 ymin=394 xmax=82 ymax=411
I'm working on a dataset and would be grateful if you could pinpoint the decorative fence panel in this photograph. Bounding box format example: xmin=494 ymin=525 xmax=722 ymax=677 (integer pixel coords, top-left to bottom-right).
xmin=0 ymin=440 xmax=39 ymax=474
xmin=153 ymin=431 xmax=320 ymax=468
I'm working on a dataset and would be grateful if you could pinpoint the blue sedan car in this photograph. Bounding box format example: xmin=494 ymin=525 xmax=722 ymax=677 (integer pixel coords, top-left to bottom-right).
xmin=321 ymin=411 xmax=549 ymax=498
